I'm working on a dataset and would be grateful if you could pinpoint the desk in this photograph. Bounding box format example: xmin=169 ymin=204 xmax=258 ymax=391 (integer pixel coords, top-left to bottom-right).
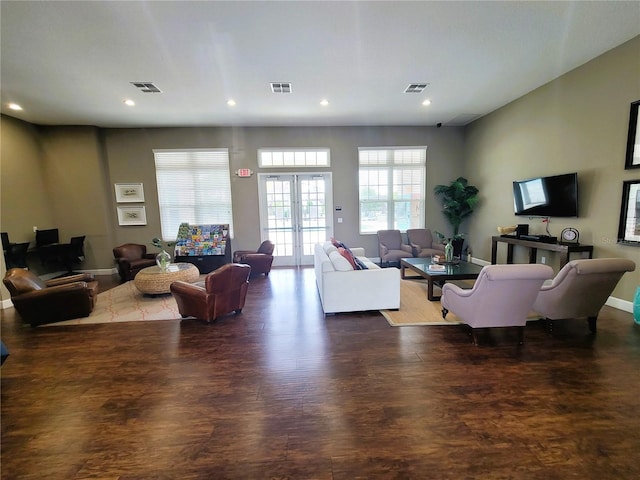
xmin=491 ymin=236 xmax=593 ymax=267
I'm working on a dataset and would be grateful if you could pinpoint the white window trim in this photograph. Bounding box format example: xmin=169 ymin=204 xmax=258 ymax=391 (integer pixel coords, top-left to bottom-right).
xmin=258 ymin=148 xmax=331 ymax=168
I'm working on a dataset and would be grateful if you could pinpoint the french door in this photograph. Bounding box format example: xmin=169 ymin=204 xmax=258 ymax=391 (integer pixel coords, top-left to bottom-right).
xmin=258 ymin=173 xmax=333 ymax=266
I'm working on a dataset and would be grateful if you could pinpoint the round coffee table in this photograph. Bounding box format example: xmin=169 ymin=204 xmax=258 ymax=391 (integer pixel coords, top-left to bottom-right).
xmin=134 ymin=262 xmax=200 ymax=295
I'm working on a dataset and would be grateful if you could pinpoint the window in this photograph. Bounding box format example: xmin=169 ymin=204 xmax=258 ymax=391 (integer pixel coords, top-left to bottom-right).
xmin=153 ymin=149 xmax=233 ymax=240
xmin=358 ymin=147 xmax=426 ymax=234
xmin=258 ymin=148 xmax=330 ymax=167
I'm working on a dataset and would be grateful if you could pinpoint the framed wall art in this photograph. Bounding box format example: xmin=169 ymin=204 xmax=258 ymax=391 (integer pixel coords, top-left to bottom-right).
xmin=115 ymin=183 xmax=145 ymax=203
xmin=617 ymin=179 xmax=640 ymax=246
xmin=117 ymin=205 xmax=147 ymax=226
xmin=624 ymin=100 xmax=640 ymax=169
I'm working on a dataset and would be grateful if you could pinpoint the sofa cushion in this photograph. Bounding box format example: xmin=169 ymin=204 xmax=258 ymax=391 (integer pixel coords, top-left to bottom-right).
xmin=323 ymin=242 xmax=338 ymax=255
xmin=329 ymin=250 xmax=353 ymax=271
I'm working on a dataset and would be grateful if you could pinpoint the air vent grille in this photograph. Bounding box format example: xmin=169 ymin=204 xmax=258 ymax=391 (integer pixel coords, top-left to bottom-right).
xmin=404 ymin=83 xmax=429 ymax=93
xmin=270 ymin=82 xmax=292 ymax=93
xmin=131 ymin=82 xmax=162 ymax=93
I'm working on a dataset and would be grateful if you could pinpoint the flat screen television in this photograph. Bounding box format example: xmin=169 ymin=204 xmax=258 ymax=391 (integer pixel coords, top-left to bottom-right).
xmin=513 ymin=172 xmax=578 ymax=217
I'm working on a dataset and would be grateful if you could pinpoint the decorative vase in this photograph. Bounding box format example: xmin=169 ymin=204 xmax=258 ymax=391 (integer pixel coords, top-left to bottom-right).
xmin=634 ymin=286 xmax=640 ymax=325
xmin=444 ymin=240 xmax=454 ymax=262
xmin=156 ymin=250 xmax=171 ymax=271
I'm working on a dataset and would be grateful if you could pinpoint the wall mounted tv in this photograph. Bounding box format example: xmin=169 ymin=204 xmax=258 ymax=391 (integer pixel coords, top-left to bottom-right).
xmin=513 ymin=172 xmax=578 ymax=217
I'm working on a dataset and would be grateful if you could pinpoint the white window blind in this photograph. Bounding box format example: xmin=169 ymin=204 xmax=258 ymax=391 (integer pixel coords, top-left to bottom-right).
xmin=153 ymin=148 xmax=233 ymax=240
xmin=358 ymin=146 xmax=426 ymax=234
xmin=258 ymin=148 xmax=330 ymax=167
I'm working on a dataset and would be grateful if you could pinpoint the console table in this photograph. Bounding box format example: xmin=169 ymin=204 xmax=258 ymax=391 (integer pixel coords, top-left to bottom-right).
xmin=491 ymin=236 xmax=593 ymax=268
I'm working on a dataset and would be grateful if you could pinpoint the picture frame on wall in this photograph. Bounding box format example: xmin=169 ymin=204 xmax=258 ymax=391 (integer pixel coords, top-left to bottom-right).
xmin=624 ymin=100 xmax=640 ymax=169
xmin=114 ymin=183 xmax=145 ymax=203
xmin=117 ymin=205 xmax=147 ymax=226
xmin=617 ymin=179 xmax=640 ymax=246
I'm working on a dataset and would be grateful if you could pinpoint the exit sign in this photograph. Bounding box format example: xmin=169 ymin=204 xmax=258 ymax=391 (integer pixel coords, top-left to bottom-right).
xmin=236 ymin=168 xmax=253 ymax=177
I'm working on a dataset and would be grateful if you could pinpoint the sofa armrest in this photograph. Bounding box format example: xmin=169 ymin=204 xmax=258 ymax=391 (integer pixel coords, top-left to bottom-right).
xmin=46 ymin=273 xmax=94 ymax=287
xmin=350 ymin=247 xmax=365 ymax=256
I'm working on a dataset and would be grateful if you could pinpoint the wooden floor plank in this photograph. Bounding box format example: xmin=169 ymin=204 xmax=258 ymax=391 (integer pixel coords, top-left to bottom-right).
xmin=1 ymin=267 xmax=639 ymax=479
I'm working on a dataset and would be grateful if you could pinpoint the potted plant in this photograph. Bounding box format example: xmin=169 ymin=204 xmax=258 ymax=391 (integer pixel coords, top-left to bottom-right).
xmin=434 ymin=177 xmax=479 ymax=257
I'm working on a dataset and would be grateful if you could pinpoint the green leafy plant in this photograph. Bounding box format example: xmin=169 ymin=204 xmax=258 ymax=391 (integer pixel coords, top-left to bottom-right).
xmin=151 ymin=237 xmax=175 ymax=250
xmin=434 ymin=176 xmax=479 ymax=239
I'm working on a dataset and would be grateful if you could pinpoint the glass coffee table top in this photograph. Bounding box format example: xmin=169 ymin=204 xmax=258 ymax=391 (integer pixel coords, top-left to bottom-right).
xmin=400 ymin=257 xmax=484 ymax=301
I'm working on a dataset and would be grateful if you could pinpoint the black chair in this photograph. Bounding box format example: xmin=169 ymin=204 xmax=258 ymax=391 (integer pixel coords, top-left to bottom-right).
xmin=4 ymin=242 xmax=29 ymax=269
xmin=1 ymin=232 xmax=11 ymax=252
xmin=61 ymin=236 xmax=86 ymax=273
xmin=35 ymin=228 xmax=60 ymax=266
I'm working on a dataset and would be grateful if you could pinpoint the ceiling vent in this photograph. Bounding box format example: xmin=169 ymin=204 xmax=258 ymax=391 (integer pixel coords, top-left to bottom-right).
xmin=404 ymin=83 xmax=429 ymax=93
xmin=131 ymin=82 xmax=162 ymax=93
xmin=270 ymin=82 xmax=292 ymax=93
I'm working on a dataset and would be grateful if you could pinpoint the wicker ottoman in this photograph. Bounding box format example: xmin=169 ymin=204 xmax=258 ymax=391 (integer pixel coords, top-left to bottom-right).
xmin=134 ymin=263 xmax=200 ymax=295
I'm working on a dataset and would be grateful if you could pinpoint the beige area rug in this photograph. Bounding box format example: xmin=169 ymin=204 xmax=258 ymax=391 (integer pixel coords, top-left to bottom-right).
xmin=381 ymin=279 xmax=465 ymax=327
xmin=382 ymin=278 xmax=542 ymax=327
xmin=42 ymin=281 xmax=181 ymax=327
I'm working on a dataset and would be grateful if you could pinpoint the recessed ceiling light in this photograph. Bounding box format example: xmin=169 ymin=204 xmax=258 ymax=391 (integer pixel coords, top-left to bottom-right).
xmin=405 ymin=83 xmax=429 ymax=93
xmin=124 ymin=99 xmax=135 ymax=106
xmin=422 ymin=99 xmax=432 ymax=106
xmin=320 ymin=99 xmax=329 ymax=106
xmin=8 ymin=103 xmax=23 ymax=111
xmin=227 ymin=99 xmax=236 ymax=106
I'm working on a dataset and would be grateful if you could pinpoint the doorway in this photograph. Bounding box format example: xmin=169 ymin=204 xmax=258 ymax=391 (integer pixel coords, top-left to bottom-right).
xmin=258 ymin=173 xmax=333 ymax=266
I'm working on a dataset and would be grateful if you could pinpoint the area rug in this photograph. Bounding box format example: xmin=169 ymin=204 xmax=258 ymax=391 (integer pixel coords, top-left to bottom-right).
xmin=42 ymin=281 xmax=181 ymax=327
xmin=381 ymin=279 xmax=464 ymax=327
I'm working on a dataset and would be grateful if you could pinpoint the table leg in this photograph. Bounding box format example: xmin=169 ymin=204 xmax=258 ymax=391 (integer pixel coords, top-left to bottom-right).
xmin=427 ymin=278 xmax=440 ymax=301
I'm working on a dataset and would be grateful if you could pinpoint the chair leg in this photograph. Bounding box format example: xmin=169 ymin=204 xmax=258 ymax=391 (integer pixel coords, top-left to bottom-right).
xmin=441 ymin=308 xmax=448 ymax=319
xmin=517 ymin=326 xmax=524 ymax=345
xmin=587 ymin=316 xmax=597 ymax=334
xmin=471 ymin=329 xmax=479 ymax=346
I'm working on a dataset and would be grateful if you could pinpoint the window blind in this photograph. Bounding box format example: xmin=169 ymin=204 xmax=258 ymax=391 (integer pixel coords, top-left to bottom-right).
xmin=153 ymin=148 xmax=233 ymax=240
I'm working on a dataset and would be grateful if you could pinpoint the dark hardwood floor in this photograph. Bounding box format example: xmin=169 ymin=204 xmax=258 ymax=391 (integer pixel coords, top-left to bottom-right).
xmin=1 ymin=267 xmax=639 ymax=479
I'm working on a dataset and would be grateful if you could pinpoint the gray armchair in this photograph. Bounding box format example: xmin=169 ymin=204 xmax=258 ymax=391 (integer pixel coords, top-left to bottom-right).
xmin=406 ymin=228 xmax=446 ymax=258
xmin=532 ymin=258 xmax=636 ymax=333
xmin=377 ymin=230 xmax=412 ymax=267
xmin=442 ymin=264 xmax=554 ymax=345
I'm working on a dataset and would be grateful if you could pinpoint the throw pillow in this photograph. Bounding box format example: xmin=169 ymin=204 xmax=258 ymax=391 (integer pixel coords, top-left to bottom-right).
xmin=329 ymin=250 xmax=353 ymax=271
xmin=354 ymin=257 xmax=369 ymax=270
xmin=338 ymin=247 xmax=357 ymax=270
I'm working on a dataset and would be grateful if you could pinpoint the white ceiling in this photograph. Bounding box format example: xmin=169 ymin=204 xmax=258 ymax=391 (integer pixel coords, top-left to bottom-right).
xmin=1 ymin=1 xmax=639 ymax=128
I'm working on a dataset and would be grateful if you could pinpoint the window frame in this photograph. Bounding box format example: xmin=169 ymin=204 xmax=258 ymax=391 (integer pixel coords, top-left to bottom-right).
xmin=258 ymin=148 xmax=331 ymax=168
xmin=358 ymin=146 xmax=427 ymax=234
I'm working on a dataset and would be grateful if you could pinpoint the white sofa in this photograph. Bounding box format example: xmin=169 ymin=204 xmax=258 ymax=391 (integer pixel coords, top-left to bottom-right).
xmin=314 ymin=242 xmax=400 ymax=314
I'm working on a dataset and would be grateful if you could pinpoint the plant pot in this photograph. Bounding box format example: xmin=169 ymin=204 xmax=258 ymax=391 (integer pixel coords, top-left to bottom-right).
xmin=452 ymin=237 xmax=464 ymax=257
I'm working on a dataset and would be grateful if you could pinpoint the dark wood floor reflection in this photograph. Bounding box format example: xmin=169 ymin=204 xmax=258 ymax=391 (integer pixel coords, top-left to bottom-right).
xmin=2 ymin=267 xmax=640 ymax=479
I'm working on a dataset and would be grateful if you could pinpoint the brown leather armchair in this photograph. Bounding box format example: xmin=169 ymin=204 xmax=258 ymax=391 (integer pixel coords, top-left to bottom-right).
xmin=3 ymin=268 xmax=99 ymax=327
xmin=233 ymin=240 xmax=275 ymax=277
xmin=170 ymin=263 xmax=251 ymax=323
xmin=113 ymin=243 xmax=157 ymax=282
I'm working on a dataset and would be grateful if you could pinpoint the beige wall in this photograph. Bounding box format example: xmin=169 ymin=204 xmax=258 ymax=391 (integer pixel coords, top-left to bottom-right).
xmin=1 ymin=116 xmax=52 ymax=301
xmin=104 ymin=125 xmax=465 ymax=257
xmin=465 ymin=35 xmax=640 ymax=300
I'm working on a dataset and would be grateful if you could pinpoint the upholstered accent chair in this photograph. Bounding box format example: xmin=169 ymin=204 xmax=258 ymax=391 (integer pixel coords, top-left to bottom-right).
xmin=377 ymin=230 xmax=413 ymax=267
xmin=532 ymin=258 xmax=636 ymax=333
xmin=112 ymin=243 xmax=157 ymax=282
xmin=441 ymin=264 xmax=554 ymax=345
xmin=170 ymin=263 xmax=251 ymax=323
xmin=3 ymin=268 xmax=99 ymax=327
xmin=233 ymin=240 xmax=275 ymax=277
xmin=406 ymin=228 xmax=446 ymax=258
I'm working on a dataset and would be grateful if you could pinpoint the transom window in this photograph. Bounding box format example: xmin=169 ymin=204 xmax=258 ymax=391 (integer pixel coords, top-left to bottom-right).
xmin=358 ymin=146 xmax=426 ymax=234
xmin=258 ymin=148 xmax=330 ymax=167
xmin=153 ymin=148 xmax=233 ymax=241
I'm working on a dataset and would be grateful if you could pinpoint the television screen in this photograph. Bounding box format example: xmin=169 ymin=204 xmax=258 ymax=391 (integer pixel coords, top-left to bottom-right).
xmin=513 ymin=172 xmax=578 ymax=217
